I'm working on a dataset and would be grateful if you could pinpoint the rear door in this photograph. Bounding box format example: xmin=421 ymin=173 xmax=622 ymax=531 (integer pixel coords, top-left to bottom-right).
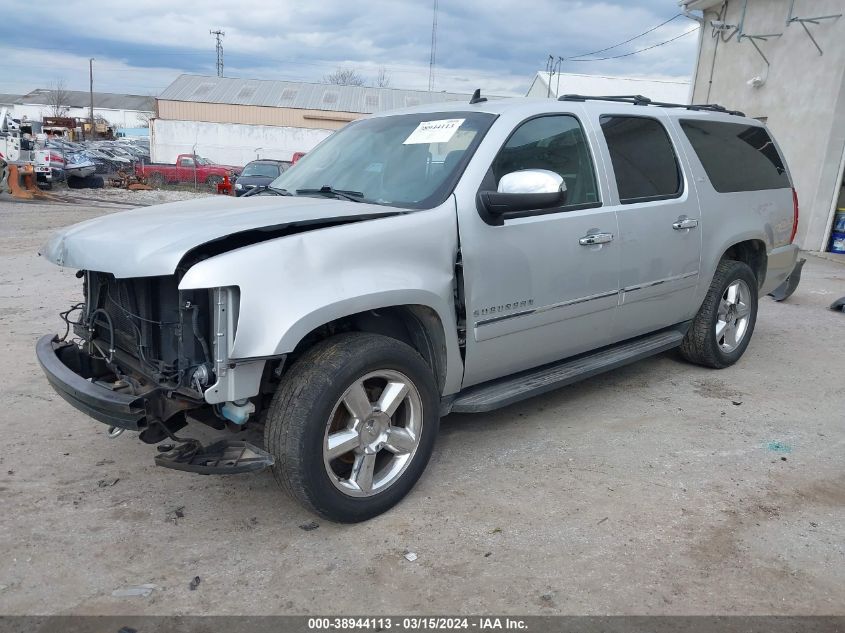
xmin=594 ymin=113 xmax=702 ymax=339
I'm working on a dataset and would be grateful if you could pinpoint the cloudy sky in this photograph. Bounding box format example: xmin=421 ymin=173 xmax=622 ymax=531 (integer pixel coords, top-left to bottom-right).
xmin=0 ymin=0 xmax=700 ymax=98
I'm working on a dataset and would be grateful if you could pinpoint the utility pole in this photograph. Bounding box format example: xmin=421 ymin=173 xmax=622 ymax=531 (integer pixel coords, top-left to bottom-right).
xmin=428 ymin=0 xmax=438 ymax=91
xmin=210 ymin=29 xmax=225 ymax=77
xmin=89 ymin=58 xmax=95 ymax=139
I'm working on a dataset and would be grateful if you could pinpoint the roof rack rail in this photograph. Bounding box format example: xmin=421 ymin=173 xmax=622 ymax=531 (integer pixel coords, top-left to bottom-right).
xmin=557 ymin=94 xmax=745 ymax=117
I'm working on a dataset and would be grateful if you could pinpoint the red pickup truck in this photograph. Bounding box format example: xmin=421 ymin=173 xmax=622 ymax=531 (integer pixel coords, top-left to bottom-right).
xmin=137 ymin=154 xmax=242 ymax=187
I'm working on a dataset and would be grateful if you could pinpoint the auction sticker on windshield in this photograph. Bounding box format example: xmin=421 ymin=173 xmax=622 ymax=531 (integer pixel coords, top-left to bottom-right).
xmin=403 ymin=118 xmax=465 ymax=145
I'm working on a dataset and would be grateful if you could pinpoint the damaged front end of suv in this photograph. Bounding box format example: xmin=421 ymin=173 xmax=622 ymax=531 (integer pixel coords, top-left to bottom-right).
xmin=37 ymin=267 xmax=276 ymax=474
xmin=34 ymin=190 xmax=410 ymax=479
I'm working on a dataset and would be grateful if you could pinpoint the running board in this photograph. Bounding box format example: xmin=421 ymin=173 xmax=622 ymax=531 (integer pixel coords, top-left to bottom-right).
xmin=448 ymin=328 xmax=686 ymax=414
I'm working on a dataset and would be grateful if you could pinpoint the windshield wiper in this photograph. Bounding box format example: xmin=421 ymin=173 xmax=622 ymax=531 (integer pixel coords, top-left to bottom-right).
xmin=296 ymin=186 xmax=365 ymax=202
xmin=243 ymin=185 xmax=292 ymax=197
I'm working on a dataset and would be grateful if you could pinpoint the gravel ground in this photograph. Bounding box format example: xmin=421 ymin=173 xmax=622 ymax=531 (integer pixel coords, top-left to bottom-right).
xmin=0 ymin=193 xmax=843 ymax=616
xmin=53 ymin=186 xmax=214 ymax=206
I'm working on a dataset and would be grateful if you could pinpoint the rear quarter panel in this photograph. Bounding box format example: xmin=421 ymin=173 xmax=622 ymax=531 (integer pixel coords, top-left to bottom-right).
xmin=666 ymin=115 xmax=796 ymax=306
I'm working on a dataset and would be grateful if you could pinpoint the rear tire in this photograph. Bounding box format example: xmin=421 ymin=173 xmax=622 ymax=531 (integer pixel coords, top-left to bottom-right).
xmin=147 ymin=172 xmax=164 ymax=187
xmin=264 ymin=333 xmax=440 ymax=522
xmin=680 ymin=259 xmax=758 ymax=368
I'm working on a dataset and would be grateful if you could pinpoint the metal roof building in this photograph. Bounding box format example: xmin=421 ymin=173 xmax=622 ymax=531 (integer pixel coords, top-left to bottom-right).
xmin=18 ymin=89 xmax=154 ymax=111
xmin=156 ymin=74 xmax=473 ymax=129
xmin=152 ymin=74 xmax=475 ymax=166
xmin=8 ymin=89 xmax=154 ymax=130
xmin=526 ymin=71 xmax=691 ymax=104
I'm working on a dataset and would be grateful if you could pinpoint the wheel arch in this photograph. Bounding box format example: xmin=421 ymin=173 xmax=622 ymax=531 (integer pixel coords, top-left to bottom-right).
xmin=720 ymin=238 xmax=768 ymax=288
xmin=286 ymin=302 xmax=452 ymax=395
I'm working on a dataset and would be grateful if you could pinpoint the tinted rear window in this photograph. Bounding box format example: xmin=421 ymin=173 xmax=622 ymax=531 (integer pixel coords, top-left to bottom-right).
xmin=600 ymin=115 xmax=682 ymax=204
xmin=680 ymin=120 xmax=789 ymax=192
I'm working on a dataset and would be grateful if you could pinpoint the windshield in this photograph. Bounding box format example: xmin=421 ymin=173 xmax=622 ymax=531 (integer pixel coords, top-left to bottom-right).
xmin=241 ymin=162 xmax=281 ymax=178
xmin=270 ymin=111 xmax=496 ymax=208
xmin=194 ymin=155 xmax=212 ymax=165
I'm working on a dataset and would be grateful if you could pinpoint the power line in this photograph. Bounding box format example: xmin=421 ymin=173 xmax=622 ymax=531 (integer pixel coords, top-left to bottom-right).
xmin=565 ymin=13 xmax=684 ymax=60
xmin=566 ymin=26 xmax=700 ymax=62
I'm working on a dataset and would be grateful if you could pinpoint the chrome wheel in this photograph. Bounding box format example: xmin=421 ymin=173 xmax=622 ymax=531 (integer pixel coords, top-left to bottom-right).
xmin=716 ymin=279 xmax=752 ymax=353
xmin=323 ymin=370 xmax=423 ymax=498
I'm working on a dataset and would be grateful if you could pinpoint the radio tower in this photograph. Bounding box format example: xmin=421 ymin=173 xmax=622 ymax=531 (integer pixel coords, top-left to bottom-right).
xmin=210 ymin=29 xmax=225 ymax=77
xmin=428 ymin=0 xmax=438 ymax=91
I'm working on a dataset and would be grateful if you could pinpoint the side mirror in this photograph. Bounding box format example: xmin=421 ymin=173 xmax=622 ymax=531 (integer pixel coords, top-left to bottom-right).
xmin=477 ymin=169 xmax=567 ymax=225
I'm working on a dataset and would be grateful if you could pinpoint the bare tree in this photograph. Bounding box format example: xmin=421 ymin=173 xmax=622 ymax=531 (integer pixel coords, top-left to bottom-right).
xmin=135 ymin=112 xmax=153 ymax=128
xmin=323 ymin=67 xmax=366 ymax=86
xmin=373 ymin=67 xmax=391 ymax=88
xmin=46 ymin=80 xmax=71 ymax=118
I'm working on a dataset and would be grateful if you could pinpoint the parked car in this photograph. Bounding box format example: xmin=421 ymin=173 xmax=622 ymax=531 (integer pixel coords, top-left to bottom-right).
xmin=235 ymin=159 xmax=292 ymax=196
xmin=136 ymin=153 xmax=242 ymax=187
xmin=36 ymin=95 xmax=801 ymax=522
xmin=79 ymin=151 xmax=115 ymax=175
xmin=82 ymin=149 xmax=123 ymax=173
xmin=94 ymin=147 xmax=133 ymax=167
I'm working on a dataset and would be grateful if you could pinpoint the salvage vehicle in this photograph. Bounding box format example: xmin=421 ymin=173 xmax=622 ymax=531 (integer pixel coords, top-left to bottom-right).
xmin=37 ymin=94 xmax=802 ymax=522
xmin=136 ymin=153 xmax=242 ymax=188
xmin=235 ymin=159 xmax=292 ymax=196
xmin=34 ymin=148 xmax=67 ymax=187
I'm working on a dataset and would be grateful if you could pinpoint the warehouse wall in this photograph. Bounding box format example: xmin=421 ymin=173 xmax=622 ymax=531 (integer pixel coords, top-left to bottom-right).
xmin=691 ymin=0 xmax=845 ymax=251
xmin=156 ymin=100 xmax=361 ymax=130
xmin=150 ymin=118 xmax=334 ymax=166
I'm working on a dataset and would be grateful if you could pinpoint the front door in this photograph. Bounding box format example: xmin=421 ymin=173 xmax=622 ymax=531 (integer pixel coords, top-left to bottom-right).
xmin=459 ymin=113 xmax=620 ymax=387
xmin=594 ymin=113 xmax=702 ymax=340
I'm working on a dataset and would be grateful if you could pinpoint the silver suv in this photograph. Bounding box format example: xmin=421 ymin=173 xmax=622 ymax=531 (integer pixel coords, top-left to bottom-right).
xmin=37 ymin=94 xmax=801 ymax=522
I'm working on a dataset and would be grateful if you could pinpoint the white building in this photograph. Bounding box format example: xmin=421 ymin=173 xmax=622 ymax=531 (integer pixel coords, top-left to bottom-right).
xmin=683 ymin=0 xmax=845 ymax=251
xmin=152 ymin=74 xmax=474 ymax=166
xmin=10 ymin=89 xmax=154 ymax=129
xmin=527 ymin=71 xmax=691 ymax=103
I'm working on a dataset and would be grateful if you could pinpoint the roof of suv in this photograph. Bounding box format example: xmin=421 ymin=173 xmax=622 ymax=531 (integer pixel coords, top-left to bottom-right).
xmin=372 ymin=94 xmax=755 ymax=126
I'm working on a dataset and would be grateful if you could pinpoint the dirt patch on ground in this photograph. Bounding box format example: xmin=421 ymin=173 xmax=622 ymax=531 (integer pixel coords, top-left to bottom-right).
xmin=0 ymin=194 xmax=843 ymax=615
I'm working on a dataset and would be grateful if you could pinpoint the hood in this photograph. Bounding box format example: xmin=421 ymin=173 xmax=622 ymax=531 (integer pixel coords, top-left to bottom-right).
xmin=41 ymin=194 xmax=402 ymax=278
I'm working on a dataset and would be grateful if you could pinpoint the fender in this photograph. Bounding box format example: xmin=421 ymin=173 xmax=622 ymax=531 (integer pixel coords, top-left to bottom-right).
xmin=179 ymin=200 xmax=466 ymax=395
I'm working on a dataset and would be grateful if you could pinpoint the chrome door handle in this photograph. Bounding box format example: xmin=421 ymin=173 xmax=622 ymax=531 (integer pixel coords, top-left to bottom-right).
xmin=673 ymin=217 xmax=699 ymax=230
xmin=579 ymin=233 xmax=613 ymax=245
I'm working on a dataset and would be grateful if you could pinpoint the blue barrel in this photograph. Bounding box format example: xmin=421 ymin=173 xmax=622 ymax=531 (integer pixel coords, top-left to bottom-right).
xmin=834 ymin=209 xmax=845 ymax=232
xmin=830 ymin=231 xmax=845 ymax=254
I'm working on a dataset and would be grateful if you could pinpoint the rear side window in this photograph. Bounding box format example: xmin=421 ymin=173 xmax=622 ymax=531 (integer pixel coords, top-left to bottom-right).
xmin=600 ymin=116 xmax=682 ymax=204
xmin=680 ymin=120 xmax=789 ymax=192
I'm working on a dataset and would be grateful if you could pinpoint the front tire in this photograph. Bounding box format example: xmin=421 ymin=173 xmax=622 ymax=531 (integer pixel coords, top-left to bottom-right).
xmin=264 ymin=333 xmax=440 ymax=522
xmin=680 ymin=259 xmax=758 ymax=368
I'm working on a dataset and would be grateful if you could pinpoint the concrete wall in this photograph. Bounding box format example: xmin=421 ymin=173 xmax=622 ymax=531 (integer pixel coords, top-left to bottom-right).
xmin=690 ymin=0 xmax=845 ymax=250
xmin=150 ymin=118 xmax=334 ymax=166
